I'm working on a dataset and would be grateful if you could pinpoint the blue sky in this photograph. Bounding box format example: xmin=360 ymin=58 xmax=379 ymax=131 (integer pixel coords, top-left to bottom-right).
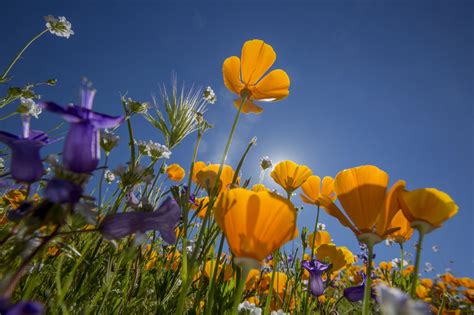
xmin=1 ymin=1 xmax=472 ymax=277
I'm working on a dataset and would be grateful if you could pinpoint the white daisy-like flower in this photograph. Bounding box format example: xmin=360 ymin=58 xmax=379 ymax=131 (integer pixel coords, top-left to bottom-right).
xmin=238 ymin=301 xmax=262 ymax=315
xmin=147 ymin=141 xmax=171 ymax=160
xmin=203 ymin=86 xmax=216 ymax=104
xmin=391 ymin=258 xmax=408 ymax=269
xmin=432 ymin=245 xmax=439 ymax=253
xmin=44 ymin=15 xmax=74 ymax=38
xmin=424 ymin=262 xmax=434 ymax=273
xmin=317 ymin=223 xmax=326 ymax=231
xmin=104 ymin=170 xmax=115 ymax=184
xmin=18 ymin=97 xmax=42 ymax=118
xmin=385 ymin=239 xmax=394 ymax=246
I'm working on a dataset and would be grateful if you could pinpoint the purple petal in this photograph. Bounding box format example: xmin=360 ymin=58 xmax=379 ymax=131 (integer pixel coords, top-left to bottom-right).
xmin=63 ymin=122 xmax=100 ymax=173
xmin=0 ymin=130 xmax=19 ymax=146
xmin=100 ymin=197 xmax=181 ymax=244
xmin=88 ymin=111 xmax=124 ymax=129
xmin=81 ymin=85 xmax=96 ymax=110
xmin=44 ymin=179 xmax=83 ymax=204
xmin=40 ymin=102 xmax=83 ymax=123
xmin=7 ymin=139 xmax=44 ymax=183
xmin=0 ymin=298 xmax=44 ymax=315
xmin=29 ymin=130 xmax=50 ymax=144
xmin=344 ymin=273 xmax=375 ymax=302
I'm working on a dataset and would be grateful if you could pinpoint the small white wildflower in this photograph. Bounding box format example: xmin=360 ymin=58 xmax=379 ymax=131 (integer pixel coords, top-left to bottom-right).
xmin=0 ymin=157 xmax=5 ymax=171
xmin=44 ymin=15 xmax=74 ymax=38
xmin=104 ymin=170 xmax=115 ymax=184
xmin=45 ymin=154 xmax=60 ymax=166
xmin=100 ymin=130 xmax=120 ymax=153
xmin=432 ymin=245 xmax=439 ymax=253
xmin=270 ymin=310 xmax=288 ymax=315
xmin=260 ymin=156 xmax=273 ymax=170
xmin=391 ymin=258 xmax=408 ymax=269
xmin=125 ymin=97 xmax=149 ymax=114
xmin=250 ymin=136 xmax=257 ymax=145
xmin=385 ymin=239 xmax=394 ymax=246
xmin=18 ymin=97 xmax=42 ymax=118
xmin=424 ymin=262 xmax=434 ymax=273
xmin=238 ymin=301 xmax=262 ymax=315
xmin=317 ymin=223 xmax=326 ymax=231
xmin=147 ymin=141 xmax=171 ymax=160
xmin=203 ymin=86 xmax=216 ymax=104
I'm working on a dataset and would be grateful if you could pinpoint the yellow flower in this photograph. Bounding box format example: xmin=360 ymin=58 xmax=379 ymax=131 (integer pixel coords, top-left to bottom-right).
xmin=166 ymin=163 xmax=185 ymax=182
xmin=251 ymin=183 xmax=269 ymax=192
xmin=338 ymin=246 xmax=355 ymax=267
xmin=223 ymin=39 xmax=290 ymax=114
xmin=387 ymin=210 xmax=414 ymax=243
xmin=318 ymin=165 xmax=406 ymax=244
xmin=245 ymin=269 xmax=261 ymax=291
xmin=47 ymin=246 xmax=60 ymax=257
xmin=300 ymin=175 xmax=336 ymax=205
xmin=192 ymin=196 xmax=211 ymax=219
xmin=203 ymin=260 xmax=233 ymax=282
xmin=214 ymin=188 xmax=297 ymax=263
xmin=270 ymin=160 xmax=312 ymax=195
xmin=379 ymin=261 xmax=393 ymax=272
xmin=191 ymin=161 xmax=207 ymax=183
xmin=307 ymin=230 xmax=331 ymax=249
xmin=316 ymin=244 xmax=351 ymax=272
xmin=3 ymin=189 xmax=27 ymax=209
xmin=399 ymin=188 xmax=458 ymax=233
xmin=416 ymin=284 xmax=429 ymax=299
xmin=196 ymin=164 xmax=238 ymax=194
xmin=261 ymin=272 xmax=288 ymax=295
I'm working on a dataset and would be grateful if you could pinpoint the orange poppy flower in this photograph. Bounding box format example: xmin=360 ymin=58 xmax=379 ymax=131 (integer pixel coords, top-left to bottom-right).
xmin=166 ymin=163 xmax=185 ymax=182
xmin=191 ymin=161 xmax=207 ymax=183
xmin=300 ymin=175 xmax=336 ymax=205
xmin=223 ymin=39 xmax=290 ymax=114
xmin=318 ymin=165 xmax=405 ymax=244
xmin=387 ymin=210 xmax=414 ymax=243
xmin=196 ymin=164 xmax=238 ymax=195
xmin=214 ymin=188 xmax=297 ymax=264
xmin=270 ymin=160 xmax=312 ymax=195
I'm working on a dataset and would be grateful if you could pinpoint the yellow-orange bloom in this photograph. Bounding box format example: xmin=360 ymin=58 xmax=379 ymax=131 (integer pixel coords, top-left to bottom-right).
xmin=191 ymin=161 xmax=207 ymax=183
xmin=214 ymin=188 xmax=297 ymax=263
xmin=203 ymin=260 xmax=233 ymax=282
xmin=166 ymin=163 xmax=185 ymax=182
xmin=307 ymin=230 xmax=331 ymax=249
xmin=270 ymin=160 xmax=312 ymax=195
xmin=3 ymin=189 xmax=27 ymax=209
xmin=318 ymin=165 xmax=405 ymax=244
xmin=300 ymin=175 xmax=336 ymax=205
xmin=223 ymin=39 xmax=290 ymax=114
xmin=399 ymin=188 xmax=458 ymax=233
xmin=388 ymin=210 xmax=414 ymax=243
xmin=316 ymin=244 xmax=352 ymax=272
xmin=251 ymin=183 xmax=269 ymax=192
xmin=196 ymin=164 xmax=238 ymax=194
xmin=192 ymin=196 xmax=211 ymax=219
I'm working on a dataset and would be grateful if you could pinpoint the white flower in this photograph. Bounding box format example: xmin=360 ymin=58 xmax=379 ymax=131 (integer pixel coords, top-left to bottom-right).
xmin=44 ymin=15 xmax=74 ymax=38
xmin=100 ymin=130 xmax=120 ymax=152
xmin=432 ymin=245 xmax=439 ymax=253
xmin=0 ymin=157 xmax=5 ymax=171
xmin=104 ymin=170 xmax=115 ymax=184
xmin=147 ymin=141 xmax=171 ymax=160
xmin=250 ymin=136 xmax=258 ymax=145
xmin=203 ymin=86 xmax=216 ymax=104
xmin=270 ymin=310 xmax=288 ymax=315
xmin=424 ymin=262 xmax=434 ymax=273
xmin=377 ymin=284 xmax=430 ymax=315
xmin=317 ymin=223 xmax=326 ymax=231
xmin=385 ymin=239 xmax=394 ymax=246
xmin=391 ymin=258 xmax=408 ymax=269
xmin=18 ymin=98 xmax=42 ymax=118
xmin=238 ymin=301 xmax=262 ymax=315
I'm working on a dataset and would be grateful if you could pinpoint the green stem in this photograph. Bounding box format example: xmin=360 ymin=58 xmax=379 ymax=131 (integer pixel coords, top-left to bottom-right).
xmin=362 ymin=243 xmax=374 ymax=315
xmin=175 ymin=95 xmax=247 ymax=314
xmin=0 ymin=112 xmax=18 ymax=121
xmin=264 ymin=249 xmax=279 ymax=314
xmin=204 ymin=233 xmax=225 ymax=315
xmin=231 ymin=138 xmax=255 ymax=184
xmin=310 ymin=203 xmax=320 ymax=260
xmin=1 ymin=29 xmax=49 ymax=81
xmin=410 ymin=230 xmax=425 ymax=298
xmin=231 ymin=265 xmax=251 ymax=314
xmin=399 ymin=242 xmax=404 ymax=273
xmin=97 ymin=154 xmax=109 ymax=216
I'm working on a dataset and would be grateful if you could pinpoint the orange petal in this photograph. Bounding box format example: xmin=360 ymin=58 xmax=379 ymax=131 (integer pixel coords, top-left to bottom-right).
xmin=300 ymin=175 xmax=321 ymax=204
xmin=241 ymin=39 xmax=276 ymax=85
xmin=376 ymin=180 xmax=406 ymax=237
xmin=252 ymin=69 xmax=290 ymax=101
xmin=319 ymin=195 xmax=358 ymax=235
xmin=223 ymin=56 xmax=244 ymax=95
xmin=233 ymin=98 xmax=263 ymax=114
xmin=334 ymin=165 xmax=389 ymax=232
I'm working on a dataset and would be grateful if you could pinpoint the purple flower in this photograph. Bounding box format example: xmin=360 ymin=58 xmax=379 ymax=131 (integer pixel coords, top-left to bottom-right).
xmin=344 ymin=273 xmax=375 ymax=302
xmin=44 ymin=179 xmax=82 ymax=204
xmin=41 ymin=82 xmax=124 ymax=173
xmin=301 ymin=259 xmax=330 ymax=297
xmin=100 ymin=197 xmax=181 ymax=244
xmin=0 ymin=130 xmax=50 ymax=183
xmin=0 ymin=297 xmax=44 ymax=315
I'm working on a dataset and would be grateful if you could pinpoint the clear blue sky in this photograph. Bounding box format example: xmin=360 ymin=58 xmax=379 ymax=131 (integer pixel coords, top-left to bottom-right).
xmin=1 ymin=1 xmax=472 ymax=277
